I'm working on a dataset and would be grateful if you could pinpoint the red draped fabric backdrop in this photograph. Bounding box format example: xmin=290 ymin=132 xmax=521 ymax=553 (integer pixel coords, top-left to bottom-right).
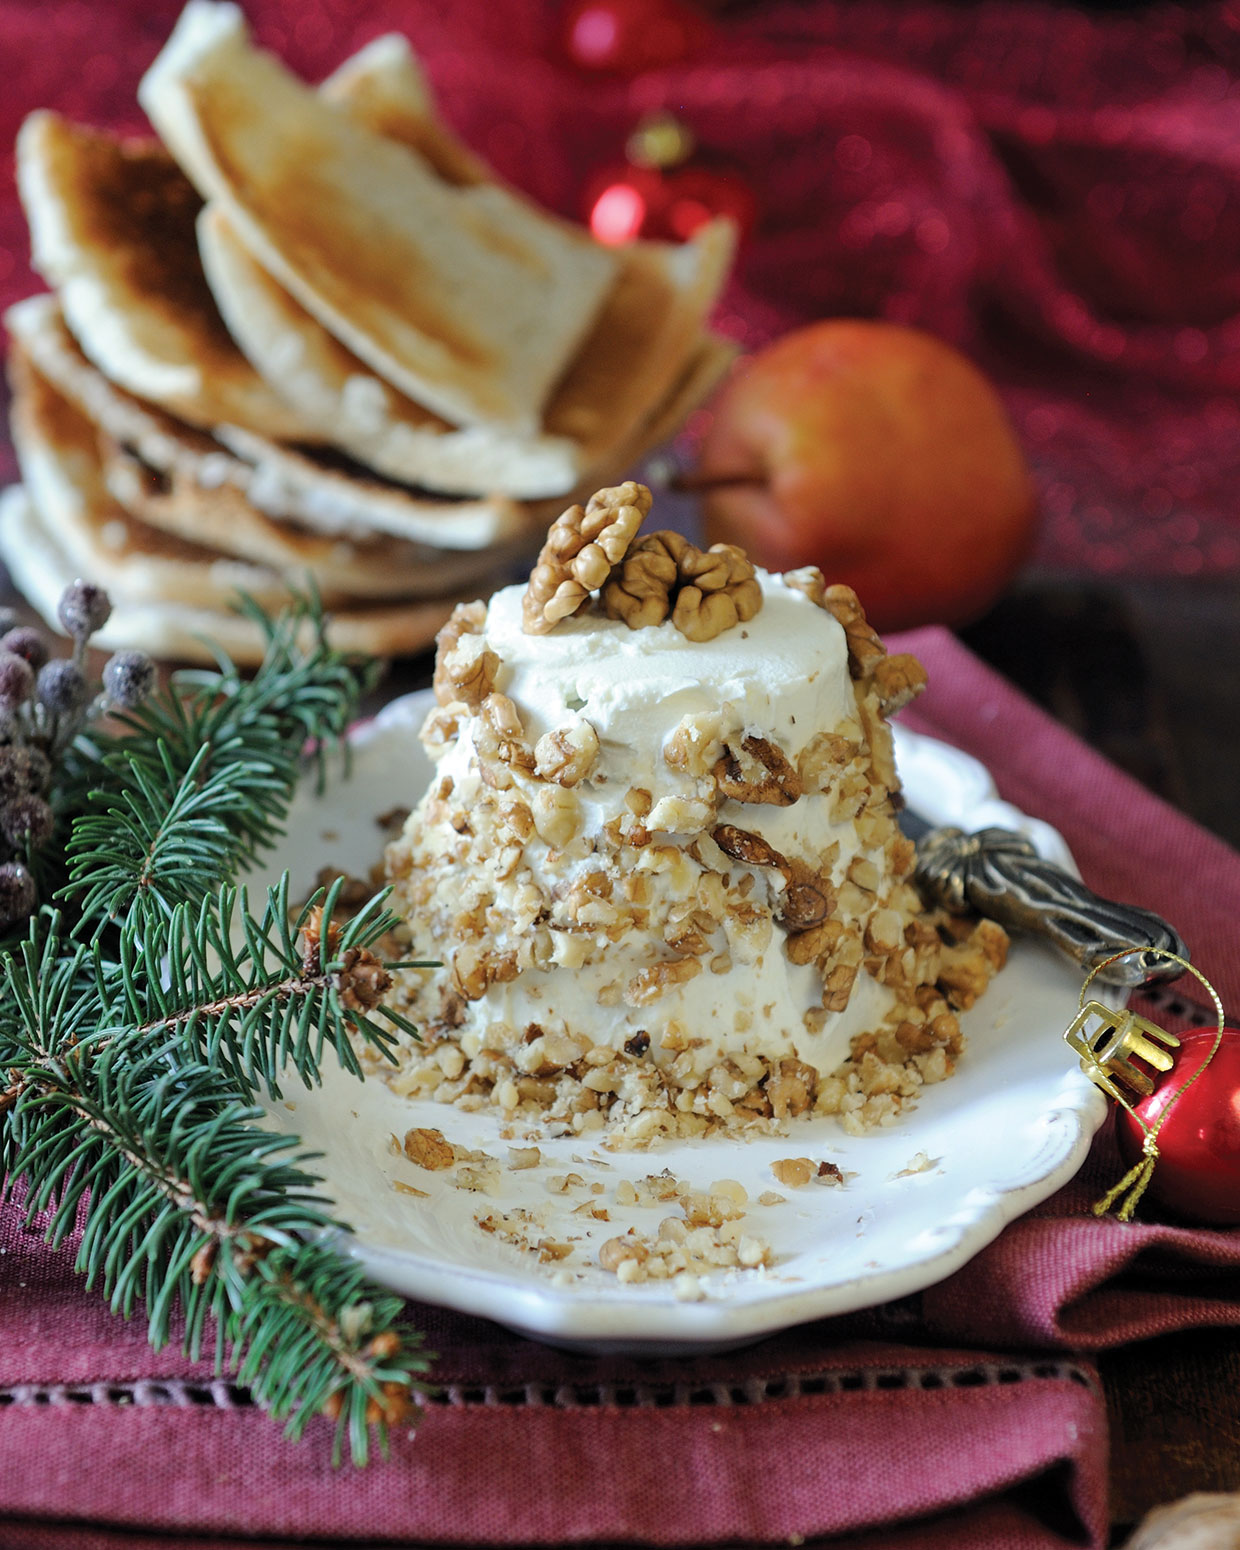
xmin=1 ymin=0 xmax=1239 ymax=582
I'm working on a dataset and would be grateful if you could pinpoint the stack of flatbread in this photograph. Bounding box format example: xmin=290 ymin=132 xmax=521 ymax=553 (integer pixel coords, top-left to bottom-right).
xmin=1 ymin=0 xmax=735 ymax=662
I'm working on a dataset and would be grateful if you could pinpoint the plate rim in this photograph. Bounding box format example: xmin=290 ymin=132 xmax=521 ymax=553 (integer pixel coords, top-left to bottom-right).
xmin=264 ymin=691 xmax=1110 ymax=1350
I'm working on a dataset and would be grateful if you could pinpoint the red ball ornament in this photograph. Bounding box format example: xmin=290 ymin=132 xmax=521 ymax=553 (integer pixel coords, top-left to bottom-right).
xmin=561 ymin=0 xmax=712 ymax=74
xmin=586 ymin=163 xmax=757 ymax=245
xmin=1115 ymin=1024 xmax=1240 ymax=1226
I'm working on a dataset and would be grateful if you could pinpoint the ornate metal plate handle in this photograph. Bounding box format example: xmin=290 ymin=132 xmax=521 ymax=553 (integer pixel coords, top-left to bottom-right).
xmin=913 ymin=826 xmax=1187 ymax=986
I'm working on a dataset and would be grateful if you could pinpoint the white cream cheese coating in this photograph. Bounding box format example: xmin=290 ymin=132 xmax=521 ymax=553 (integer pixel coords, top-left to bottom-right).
xmin=389 ymin=571 xmax=909 ymax=1079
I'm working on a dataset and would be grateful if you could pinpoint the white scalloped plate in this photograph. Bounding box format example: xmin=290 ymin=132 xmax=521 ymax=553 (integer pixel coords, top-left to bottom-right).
xmin=253 ymin=692 xmax=1109 ymax=1354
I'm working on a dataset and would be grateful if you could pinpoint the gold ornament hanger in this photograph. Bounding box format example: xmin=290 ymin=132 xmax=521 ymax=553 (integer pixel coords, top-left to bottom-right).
xmin=1064 ymin=949 xmax=1225 ymax=1221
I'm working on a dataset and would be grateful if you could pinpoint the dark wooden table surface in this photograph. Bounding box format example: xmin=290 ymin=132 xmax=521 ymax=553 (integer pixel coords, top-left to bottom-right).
xmin=2 ymin=428 xmax=1238 ymax=1541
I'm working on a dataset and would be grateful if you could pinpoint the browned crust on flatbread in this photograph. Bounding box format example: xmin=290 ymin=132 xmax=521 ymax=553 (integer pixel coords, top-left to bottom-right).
xmin=31 ymin=117 xmax=228 ymax=363
xmin=18 ymin=111 xmax=309 ymax=438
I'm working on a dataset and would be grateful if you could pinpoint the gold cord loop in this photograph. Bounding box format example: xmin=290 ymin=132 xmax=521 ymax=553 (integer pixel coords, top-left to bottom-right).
xmin=1067 ymin=949 xmax=1225 ymax=1221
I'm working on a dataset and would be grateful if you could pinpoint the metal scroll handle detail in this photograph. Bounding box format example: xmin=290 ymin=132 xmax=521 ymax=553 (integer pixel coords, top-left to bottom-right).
xmin=913 ymin=826 xmax=1188 ymax=987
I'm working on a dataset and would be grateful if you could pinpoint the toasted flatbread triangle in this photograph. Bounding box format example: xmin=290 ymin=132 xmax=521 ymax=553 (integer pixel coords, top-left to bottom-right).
xmin=6 ymin=294 xmax=526 ymax=552
xmin=16 ymin=110 xmax=310 ymax=440
xmin=319 ymin=35 xmax=491 ymax=189
xmin=197 ymin=206 xmax=579 ymax=497
xmin=322 ymin=36 xmax=736 ymax=469
xmin=97 ymin=440 xmax=518 ymax=602
xmin=139 ymin=1 xmax=617 ymax=429
xmin=523 ymin=333 xmax=738 ymax=526
xmin=8 ymin=344 xmax=295 ymax=612
xmin=0 ymin=485 xmax=460 ymax=666
xmin=198 ymin=204 xmax=732 ymax=498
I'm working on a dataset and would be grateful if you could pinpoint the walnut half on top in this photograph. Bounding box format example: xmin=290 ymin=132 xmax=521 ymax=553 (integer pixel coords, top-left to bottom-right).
xmin=522 ymin=481 xmax=652 ymax=634
xmin=602 ymin=530 xmax=763 ymax=643
xmin=520 ymin=482 xmax=764 ymax=643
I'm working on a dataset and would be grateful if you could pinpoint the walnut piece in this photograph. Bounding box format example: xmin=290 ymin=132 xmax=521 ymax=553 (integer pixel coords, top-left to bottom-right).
xmin=713 ymin=735 xmax=802 ymax=806
xmin=672 ymin=542 xmax=763 ymax=642
xmin=873 ymin=652 xmax=928 ymax=713
xmin=778 ymin=858 xmax=836 ymax=932
xmin=821 ymin=585 xmax=887 ymax=678
xmin=769 ymin=1157 xmax=816 ymax=1189
xmin=766 ymin=1058 xmax=817 ymax=1120
xmin=475 ymin=693 xmax=534 ymax=775
xmin=523 ymin=481 xmax=652 ymax=634
xmin=603 ymin=530 xmax=763 ymax=642
xmin=403 ymin=1127 xmax=455 ymax=1170
xmin=781 ymin=565 xmax=826 ymax=606
xmin=624 ymin=955 xmax=703 ymax=1008
xmin=663 ymin=711 xmax=724 ymax=778
xmin=435 ymin=633 xmax=499 ymax=711
xmin=601 ymin=532 xmax=678 ymax=629
xmin=534 ymin=720 xmax=600 ymax=787
xmin=711 ymin=823 xmax=787 ymax=872
xmin=433 ymin=600 xmax=488 ymax=706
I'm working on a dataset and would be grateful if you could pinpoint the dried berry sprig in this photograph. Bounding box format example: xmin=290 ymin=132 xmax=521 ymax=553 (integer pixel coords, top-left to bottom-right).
xmin=0 ymin=582 xmax=158 ymax=932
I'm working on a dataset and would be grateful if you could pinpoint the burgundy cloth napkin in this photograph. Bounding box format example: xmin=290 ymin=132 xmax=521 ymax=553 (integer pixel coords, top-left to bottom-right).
xmin=2 ymin=629 xmax=1238 ymax=1547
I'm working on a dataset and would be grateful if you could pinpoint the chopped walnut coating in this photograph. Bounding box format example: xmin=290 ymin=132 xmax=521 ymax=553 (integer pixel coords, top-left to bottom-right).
xmin=713 ymin=736 xmax=802 ymax=806
xmin=624 ymin=955 xmax=702 ymax=1008
xmin=822 ymin=585 xmax=887 ymax=678
xmin=475 ymin=693 xmax=534 ymax=777
xmin=433 ymin=601 xmax=488 ymax=706
xmin=436 ymin=633 xmax=499 ymax=711
xmin=523 ymin=481 xmax=652 ymax=634
xmin=766 ymin=1058 xmax=818 ymax=1119
xmin=663 ymin=711 xmax=724 ymax=778
xmin=603 ymin=530 xmax=762 ymax=642
xmin=798 ymin=730 xmax=858 ymax=790
xmin=783 ymin=574 xmax=926 ymax=717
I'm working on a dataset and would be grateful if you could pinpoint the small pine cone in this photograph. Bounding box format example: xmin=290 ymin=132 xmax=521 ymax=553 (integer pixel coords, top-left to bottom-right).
xmin=190 ymin=1241 xmax=218 ymax=1286
xmin=335 ymin=947 xmax=393 ymax=1013
xmin=57 ymin=581 xmax=112 ymax=641
xmin=0 ymin=651 xmax=34 ymax=711
xmin=102 ymin=650 xmax=156 ymax=709
xmin=1 ymin=795 xmax=54 ymax=848
xmin=1 ymin=627 xmax=49 ymax=671
xmin=0 ymin=860 xmax=37 ymax=927
xmin=36 ymin=658 xmax=88 ymax=714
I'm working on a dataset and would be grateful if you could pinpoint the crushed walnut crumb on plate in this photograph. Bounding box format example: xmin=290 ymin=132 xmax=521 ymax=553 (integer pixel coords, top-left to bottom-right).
xmin=249 ymin=691 xmax=1115 ymax=1354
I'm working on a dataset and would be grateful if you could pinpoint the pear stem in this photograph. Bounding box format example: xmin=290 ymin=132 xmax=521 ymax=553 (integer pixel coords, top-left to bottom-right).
xmin=667 ymin=469 xmax=766 ymax=495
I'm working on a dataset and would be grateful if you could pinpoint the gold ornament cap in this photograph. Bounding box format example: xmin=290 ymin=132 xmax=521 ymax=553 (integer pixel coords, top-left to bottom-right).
xmin=1064 ymin=948 xmax=1225 ymax=1221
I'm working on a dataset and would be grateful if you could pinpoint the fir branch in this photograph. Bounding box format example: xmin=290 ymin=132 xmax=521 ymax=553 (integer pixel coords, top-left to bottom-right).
xmin=238 ymin=1244 xmax=430 ymax=1464
xmin=129 ymin=877 xmax=420 ymax=1100
xmin=0 ymin=593 xmax=438 ymax=1464
xmin=59 ymin=594 xmax=380 ymax=925
xmin=1 ymin=915 xmax=431 ymax=1459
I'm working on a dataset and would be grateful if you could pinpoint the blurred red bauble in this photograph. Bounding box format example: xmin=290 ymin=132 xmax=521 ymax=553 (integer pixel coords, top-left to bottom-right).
xmin=1115 ymin=1024 xmax=1240 ymax=1226
xmin=561 ymin=0 xmax=712 ymax=72
xmin=696 ymin=320 xmax=1038 ymax=632
xmin=586 ymin=162 xmax=756 ymax=245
